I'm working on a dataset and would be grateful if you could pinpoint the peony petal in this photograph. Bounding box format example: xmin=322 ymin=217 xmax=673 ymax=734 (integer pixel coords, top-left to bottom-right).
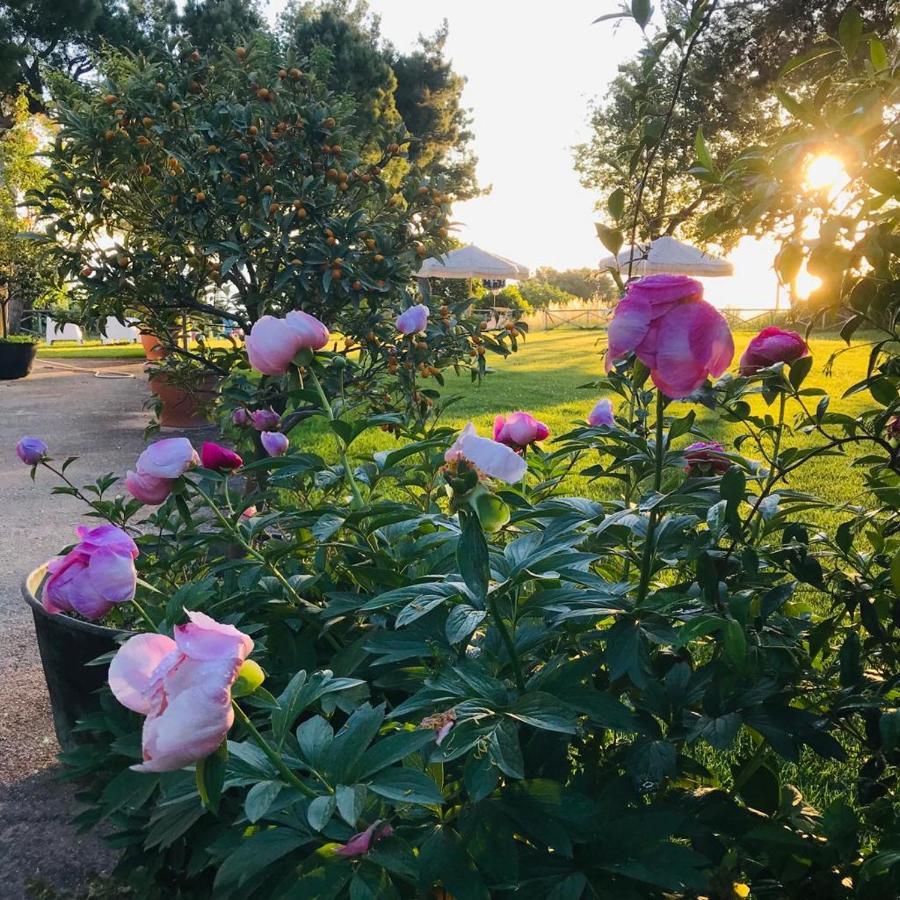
xmin=606 ymin=293 xmax=651 ymax=369
xmin=285 ymin=310 xmax=330 ymax=351
xmin=246 ymin=315 xmax=301 ymax=375
xmin=691 ymin=302 xmax=734 ymax=378
xmin=174 ymin=610 xmax=253 ymax=662
xmin=626 ymin=274 xmax=703 ymax=318
xmin=136 ymin=438 xmax=199 ymax=479
xmin=650 ymin=305 xmax=711 ymax=399
xmin=125 ymin=469 xmax=174 ymax=505
xmin=458 ymin=430 xmax=528 ymax=483
xmin=75 ymin=524 xmax=138 ymax=557
xmin=87 ymin=546 xmax=138 ymax=606
xmin=109 ymin=633 xmax=177 ymax=714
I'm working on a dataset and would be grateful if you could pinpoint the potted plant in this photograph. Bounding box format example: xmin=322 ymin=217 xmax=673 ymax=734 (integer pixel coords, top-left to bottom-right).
xmin=0 ymin=271 xmax=38 ymax=382
xmin=146 ymin=355 xmax=220 ymax=429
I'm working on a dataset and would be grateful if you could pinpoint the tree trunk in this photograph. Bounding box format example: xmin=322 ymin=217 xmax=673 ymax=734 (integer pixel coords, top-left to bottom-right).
xmin=7 ymin=281 xmax=26 ymax=333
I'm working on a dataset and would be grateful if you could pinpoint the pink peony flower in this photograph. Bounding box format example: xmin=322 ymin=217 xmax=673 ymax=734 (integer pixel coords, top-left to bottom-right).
xmin=335 ymin=822 xmax=395 ymax=858
xmin=445 ymin=422 xmax=527 ymax=483
xmin=493 ymin=412 xmax=549 ymax=449
xmin=683 ymin=441 xmax=731 ymax=476
xmin=249 ymin=408 xmax=281 ymax=431
xmin=200 ymin=442 xmax=243 ymax=471
xmin=588 ymin=398 xmax=615 ymax=427
xmin=261 ymin=431 xmax=289 ymax=457
xmin=232 ymin=407 xmax=251 ymax=427
xmin=16 ymin=436 xmax=48 ymax=465
xmin=396 ymin=304 xmax=429 ymax=335
xmin=43 ymin=524 xmax=138 ymax=620
xmin=134 ymin=438 xmax=199 ymax=479
xmin=245 ymin=311 xmax=329 ymax=375
xmin=606 ymin=275 xmax=734 ymax=399
xmin=108 ymin=610 xmax=253 ymax=772
xmin=739 ymin=327 xmax=809 ymax=375
xmin=125 ymin=469 xmax=174 ymax=505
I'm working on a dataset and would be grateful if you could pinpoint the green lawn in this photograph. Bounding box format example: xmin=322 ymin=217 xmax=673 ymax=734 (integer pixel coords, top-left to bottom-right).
xmin=293 ymin=328 xmax=876 ymax=529
xmin=38 ymin=341 xmax=147 ymax=358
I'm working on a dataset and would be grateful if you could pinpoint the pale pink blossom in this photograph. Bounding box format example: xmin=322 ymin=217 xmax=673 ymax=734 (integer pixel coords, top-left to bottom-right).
xmin=588 ymin=399 xmax=615 ymax=427
xmin=396 ymin=304 xmax=429 ymax=335
xmin=493 ymin=412 xmax=549 ymax=449
xmin=445 ymin=422 xmax=527 ymax=483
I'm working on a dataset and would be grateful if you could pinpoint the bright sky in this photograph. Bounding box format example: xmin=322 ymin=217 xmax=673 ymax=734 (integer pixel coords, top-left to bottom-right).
xmin=262 ymin=1 xmax=786 ymax=308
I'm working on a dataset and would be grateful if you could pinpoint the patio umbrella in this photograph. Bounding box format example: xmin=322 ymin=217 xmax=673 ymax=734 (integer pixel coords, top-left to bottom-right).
xmin=598 ymin=235 xmax=733 ymax=277
xmin=417 ymin=244 xmax=530 ymax=281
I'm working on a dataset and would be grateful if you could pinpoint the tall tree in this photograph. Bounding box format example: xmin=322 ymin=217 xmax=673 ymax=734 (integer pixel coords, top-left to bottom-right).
xmin=279 ymin=0 xmax=481 ymax=201
xmin=575 ymin=0 xmax=893 ymax=246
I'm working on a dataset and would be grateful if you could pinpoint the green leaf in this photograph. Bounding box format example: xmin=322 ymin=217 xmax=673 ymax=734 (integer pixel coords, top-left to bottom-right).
xmin=631 ymin=0 xmax=652 ymax=29
xmin=328 ymin=703 xmax=385 ymax=783
xmin=244 ymin=780 xmax=281 ymax=824
xmin=864 ymin=166 xmax=900 ymax=197
xmin=213 ymin=828 xmax=307 ymax=893
xmin=335 ymin=784 xmax=368 ymax=827
xmin=445 ymin=604 xmax=487 ymax=644
xmin=507 ymin=692 xmax=578 ymax=734
xmin=720 ymin=466 xmax=746 ymax=503
xmin=694 ymin=127 xmax=714 ymax=171
xmin=780 ymin=44 xmax=839 ymax=76
xmin=489 ymin=720 xmax=525 ymax=779
xmin=838 ymin=7 xmax=863 ymax=56
xmin=195 ymin=741 xmax=227 ymax=814
xmin=463 ymin=752 xmax=499 ymax=803
xmin=880 ymin=710 xmax=900 ymax=752
xmin=595 ymin=222 xmax=624 ymax=256
xmin=607 ymin=188 xmax=625 ymax=220
xmin=891 ymin=548 xmax=900 ymax=595
xmin=357 ymin=728 xmax=436 ymax=780
xmin=457 ymin=511 xmax=490 ymax=600
xmin=307 ymin=794 xmax=336 ymax=831
xmin=722 ymin=620 xmax=747 ymax=668
xmin=733 ymin=759 xmax=780 ymax=815
xmin=368 ymin=767 xmax=443 ymax=806
xmin=870 ymin=37 xmax=889 ymax=71
xmin=775 ymin=242 xmax=804 ymax=284
xmin=690 ymin=712 xmax=742 ymax=749
xmin=789 ymin=355 xmax=813 ymax=389
xmin=297 ymin=715 xmax=334 ymax=768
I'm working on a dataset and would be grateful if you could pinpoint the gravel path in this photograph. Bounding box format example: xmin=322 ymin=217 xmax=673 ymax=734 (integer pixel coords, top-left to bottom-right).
xmin=0 ymin=358 xmax=173 ymax=897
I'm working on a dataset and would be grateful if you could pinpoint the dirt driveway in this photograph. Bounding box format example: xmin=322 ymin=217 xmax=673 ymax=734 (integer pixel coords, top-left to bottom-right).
xmin=1 ymin=358 xmax=159 ymax=897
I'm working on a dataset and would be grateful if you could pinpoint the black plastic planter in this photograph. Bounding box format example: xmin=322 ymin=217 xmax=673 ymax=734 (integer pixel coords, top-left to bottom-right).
xmin=22 ymin=565 xmax=129 ymax=751
xmin=0 ymin=340 xmax=38 ymax=380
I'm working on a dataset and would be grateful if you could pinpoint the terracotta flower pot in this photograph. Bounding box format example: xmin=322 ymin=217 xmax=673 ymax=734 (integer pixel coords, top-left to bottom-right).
xmin=21 ymin=565 xmax=129 ymax=751
xmin=140 ymin=332 xmax=169 ymax=360
xmin=148 ymin=372 xmax=220 ymax=429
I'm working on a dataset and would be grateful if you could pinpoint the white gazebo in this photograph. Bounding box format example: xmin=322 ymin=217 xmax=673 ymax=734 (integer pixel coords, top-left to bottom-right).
xmin=417 ymin=244 xmax=530 ymax=282
xmin=598 ymin=235 xmax=733 ymax=277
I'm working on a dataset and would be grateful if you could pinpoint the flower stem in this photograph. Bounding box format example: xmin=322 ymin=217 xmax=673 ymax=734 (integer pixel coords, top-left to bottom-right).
xmin=231 ymin=701 xmax=316 ymax=797
xmin=189 ymin=481 xmax=320 ymax=614
xmin=308 ymin=369 xmax=364 ymax=509
xmin=636 ymin=391 xmax=666 ymax=606
xmin=130 ymin=596 xmax=159 ymax=632
xmin=489 ymin=590 xmax=525 ymax=693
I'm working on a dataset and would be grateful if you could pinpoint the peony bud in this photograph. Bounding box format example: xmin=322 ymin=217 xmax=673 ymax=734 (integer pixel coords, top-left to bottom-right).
xmin=16 ymin=436 xmax=48 ymax=465
xmin=261 ymin=431 xmax=289 ymax=457
xmin=200 ymin=441 xmax=243 ymax=471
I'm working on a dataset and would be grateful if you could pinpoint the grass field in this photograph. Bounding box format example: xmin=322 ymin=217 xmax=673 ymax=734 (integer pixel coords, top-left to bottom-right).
xmin=290 ymin=329 xmax=875 ymax=530
xmin=38 ymin=341 xmax=147 ymax=358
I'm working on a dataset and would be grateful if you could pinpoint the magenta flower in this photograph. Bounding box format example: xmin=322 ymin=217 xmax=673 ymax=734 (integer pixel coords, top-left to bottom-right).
xmin=683 ymin=441 xmax=731 ymax=476
xmin=445 ymin=422 xmax=527 ymax=483
xmin=43 ymin=524 xmax=138 ymax=620
xmin=335 ymin=822 xmax=395 ymax=858
xmin=232 ymin=407 xmax=251 ymax=428
xmin=125 ymin=469 xmax=175 ymax=505
xmin=245 ymin=311 xmax=329 ymax=375
xmin=108 ymin=610 xmax=253 ymax=772
xmin=606 ymin=275 xmax=734 ymax=399
xmin=261 ymin=431 xmax=289 ymax=457
xmin=250 ymin=408 xmax=281 ymax=431
xmin=493 ymin=412 xmax=549 ymax=449
xmin=396 ymin=303 xmax=429 ymax=335
xmin=588 ymin=398 xmax=615 ymax=427
xmin=16 ymin=436 xmax=48 ymax=465
xmin=200 ymin=442 xmax=243 ymax=471
xmin=739 ymin=327 xmax=809 ymax=375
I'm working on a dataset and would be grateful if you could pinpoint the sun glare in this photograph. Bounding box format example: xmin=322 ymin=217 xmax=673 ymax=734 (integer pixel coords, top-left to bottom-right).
xmin=804 ymin=154 xmax=848 ymax=193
